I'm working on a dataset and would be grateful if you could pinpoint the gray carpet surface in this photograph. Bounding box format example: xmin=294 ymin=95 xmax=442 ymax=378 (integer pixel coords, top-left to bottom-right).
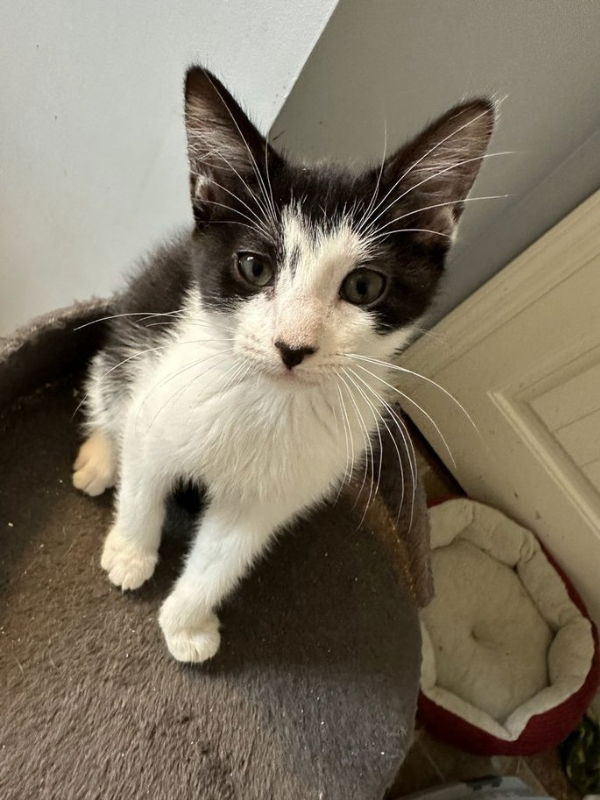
xmin=0 ymin=304 xmax=424 ymax=800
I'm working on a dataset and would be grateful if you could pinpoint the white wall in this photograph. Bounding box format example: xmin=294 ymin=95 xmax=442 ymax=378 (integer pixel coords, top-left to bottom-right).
xmin=272 ymin=0 xmax=600 ymax=323
xmin=0 ymin=0 xmax=337 ymax=334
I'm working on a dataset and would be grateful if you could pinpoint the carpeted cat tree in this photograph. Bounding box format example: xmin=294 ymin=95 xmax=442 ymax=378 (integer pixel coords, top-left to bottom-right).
xmin=0 ymin=300 xmax=431 ymax=800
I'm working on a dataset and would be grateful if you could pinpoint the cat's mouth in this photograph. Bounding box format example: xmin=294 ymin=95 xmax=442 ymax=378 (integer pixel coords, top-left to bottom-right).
xmin=246 ymin=356 xmax=327 ymax=387
xmin=248 ymin=359 xmax=322 ymax=386
xmin=270 ymin=368 xmax=324 ymax=386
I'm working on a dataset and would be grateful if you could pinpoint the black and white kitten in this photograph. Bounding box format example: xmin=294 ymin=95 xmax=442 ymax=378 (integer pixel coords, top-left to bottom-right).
xmin=73 ymin=67 xmax=494 ymax=663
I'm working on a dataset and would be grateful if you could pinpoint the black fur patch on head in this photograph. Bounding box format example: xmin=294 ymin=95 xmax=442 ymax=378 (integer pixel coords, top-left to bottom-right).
xmin=189 ymin=216 xmax=283 ymax=311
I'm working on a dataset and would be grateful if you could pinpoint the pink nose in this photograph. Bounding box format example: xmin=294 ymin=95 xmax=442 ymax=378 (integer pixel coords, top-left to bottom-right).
xmin=274 ymin=341 xmax=317 ymax=370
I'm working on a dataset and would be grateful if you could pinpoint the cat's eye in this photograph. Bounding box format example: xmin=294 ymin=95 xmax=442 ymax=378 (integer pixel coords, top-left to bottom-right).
xmin=340 ymin=268 xmax=386 ymax=306
xmin=236 ymin=252 xmax=274 ymax=288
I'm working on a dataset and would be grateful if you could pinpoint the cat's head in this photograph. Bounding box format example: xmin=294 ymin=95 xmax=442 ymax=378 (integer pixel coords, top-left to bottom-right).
xmin=184 ymin=66 xmax=494 ymax=384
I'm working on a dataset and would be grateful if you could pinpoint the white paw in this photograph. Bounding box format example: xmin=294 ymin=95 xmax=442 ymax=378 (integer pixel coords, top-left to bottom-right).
xmin=100 ymin=526 xmax=157 ymax=590
xmin=159 ymin=601 xmax=221 ymax=663
xmin=73 ymin=431 xmax=116 ymax=497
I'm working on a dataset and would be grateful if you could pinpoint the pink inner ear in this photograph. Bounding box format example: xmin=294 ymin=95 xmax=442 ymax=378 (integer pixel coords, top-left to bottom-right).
xmin=184 ymin=65 xmax=277 ymax=200
xmin=407 ymin=206 xmax=457 ymax=244
xmin=378 ymin=99 xmax=495 ymax=235
xmin=192 ymin=175 xmax=214 ymax=203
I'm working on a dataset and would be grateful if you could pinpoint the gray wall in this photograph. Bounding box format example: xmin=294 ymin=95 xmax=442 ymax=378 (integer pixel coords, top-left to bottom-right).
xmin=0 ymin=0 xmax=337 ymax=334
xmin=272 ymin=0 xmax=600 ymax=323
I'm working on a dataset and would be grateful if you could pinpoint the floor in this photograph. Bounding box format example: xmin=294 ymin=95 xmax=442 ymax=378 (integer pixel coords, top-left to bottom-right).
xmin=389 ymin=424 xmax=582 ymax=800
xmin=390 ymin=724 xmax=579 ymax=800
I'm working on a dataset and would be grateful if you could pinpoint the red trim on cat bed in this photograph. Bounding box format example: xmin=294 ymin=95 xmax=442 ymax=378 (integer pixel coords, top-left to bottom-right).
xmin=418 ymin=497 xmax=599 ymax=756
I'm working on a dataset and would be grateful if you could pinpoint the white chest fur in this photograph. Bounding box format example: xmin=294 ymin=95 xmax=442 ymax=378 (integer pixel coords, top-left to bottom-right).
xmin=127 ymin=327 xmax=377 ymax=517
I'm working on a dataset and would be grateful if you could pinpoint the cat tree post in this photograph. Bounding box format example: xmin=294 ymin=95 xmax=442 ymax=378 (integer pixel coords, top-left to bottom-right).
xmin=0 ymin=300 xmax=428 ymax=800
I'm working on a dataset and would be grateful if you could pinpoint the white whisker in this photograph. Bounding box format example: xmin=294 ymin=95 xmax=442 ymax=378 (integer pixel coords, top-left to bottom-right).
xmin=365 ymin=193 xmax=510 ymax=241
xmin=73 ymin=310 xmax=185 ymax=331
xmin=332 ymin=380 xmax=352 ymax=500
xmin=345 ymin=353 xmax=481 ymax=439
xmin=366 ymin=227 xmax=453 ymax=243
xmin=140 ymin=352 xmax=226 ymax=433
xmin=336 ymin=372 xmax=370 ymax=500
xmin=337 ymin=371 xmax=374 ymax=515
xmin=357 ymin=118 xmax=389 ymax=232
xmin=346 ymin=367 xmax=407 ymax=524
xmin=342 ymin=368 xmax=384 ymax=519
xmin=202 ymin=72 xmax=278 ymax=229
xmin=191 ymin=172 xmax=274 ymax=239
xmin=360 ymin=106 xmax=501 ymax=231
xmin=352 ymin=370 xmax=418 ymax=529
xmin=262 ymin=133 xmax=278 ymax=226
xmin=336 ymin=380 xmax=355 ymax=493
xmin=349 ymin=361 xmax=456 ymax=469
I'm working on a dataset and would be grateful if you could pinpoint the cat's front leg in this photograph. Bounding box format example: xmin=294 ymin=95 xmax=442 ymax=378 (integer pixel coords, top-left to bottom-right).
xmin=158 ymin=501 xmax=285 ymax=663
xmin=101 ymin=424 xmax=170 ymax=591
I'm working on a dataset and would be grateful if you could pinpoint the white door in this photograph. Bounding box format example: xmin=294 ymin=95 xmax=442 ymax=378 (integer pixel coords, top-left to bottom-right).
xmin=400 ymin=190 xmax=600 ymax=623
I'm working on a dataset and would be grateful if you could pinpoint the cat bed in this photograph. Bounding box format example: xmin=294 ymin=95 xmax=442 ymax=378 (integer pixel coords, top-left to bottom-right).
xmin=0 ymin=300 xmax=431 ymax=800
xmin=419 ymin=498 xmax=599 ymax=756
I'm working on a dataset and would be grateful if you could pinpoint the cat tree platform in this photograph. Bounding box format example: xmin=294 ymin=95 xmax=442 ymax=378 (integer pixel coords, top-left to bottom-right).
xmin=0 ymin=301 xmax=429 ymax=800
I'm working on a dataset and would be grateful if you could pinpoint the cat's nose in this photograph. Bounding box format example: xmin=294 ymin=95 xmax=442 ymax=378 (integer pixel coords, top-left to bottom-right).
xmin=274 ymin=340 xmax=317 ymax=370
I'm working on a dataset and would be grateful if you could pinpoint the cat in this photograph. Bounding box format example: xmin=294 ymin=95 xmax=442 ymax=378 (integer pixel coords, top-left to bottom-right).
xmin=73 ymin=66 xmax=494 ymax=663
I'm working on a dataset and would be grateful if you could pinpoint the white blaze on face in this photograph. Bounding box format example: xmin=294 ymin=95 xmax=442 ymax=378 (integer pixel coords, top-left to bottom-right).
xmin=274 ymin=206 xmax=370 ymax=351
xmin=233 ymin=203 xmax=417 ymax=377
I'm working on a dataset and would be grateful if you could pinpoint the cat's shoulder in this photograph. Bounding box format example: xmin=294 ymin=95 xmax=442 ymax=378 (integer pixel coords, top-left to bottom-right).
xmin=119 ymin=231 xmax=195 ymax=314
xmin=104 ymin=231 xmax=196 ymax=344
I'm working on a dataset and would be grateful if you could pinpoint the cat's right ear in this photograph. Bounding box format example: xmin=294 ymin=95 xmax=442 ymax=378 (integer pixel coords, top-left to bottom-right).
xmin=184 ymin=66 xmax=276 ymax=223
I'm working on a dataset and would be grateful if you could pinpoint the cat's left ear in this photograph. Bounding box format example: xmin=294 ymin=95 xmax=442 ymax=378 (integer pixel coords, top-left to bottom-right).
xmin=379 ymin=99 xmax=495 ymax=240
xmin=184 ymin=66 xmax=278 ymax=222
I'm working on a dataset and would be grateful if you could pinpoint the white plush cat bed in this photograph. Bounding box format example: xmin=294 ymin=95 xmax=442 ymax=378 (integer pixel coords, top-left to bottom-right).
xmin=419 ymin=498 xmax=599 ymax=755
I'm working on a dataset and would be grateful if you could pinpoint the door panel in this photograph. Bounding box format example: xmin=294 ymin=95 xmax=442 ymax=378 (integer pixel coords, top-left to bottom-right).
xmin=401 ymin=191 xmax=600 ymax=622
